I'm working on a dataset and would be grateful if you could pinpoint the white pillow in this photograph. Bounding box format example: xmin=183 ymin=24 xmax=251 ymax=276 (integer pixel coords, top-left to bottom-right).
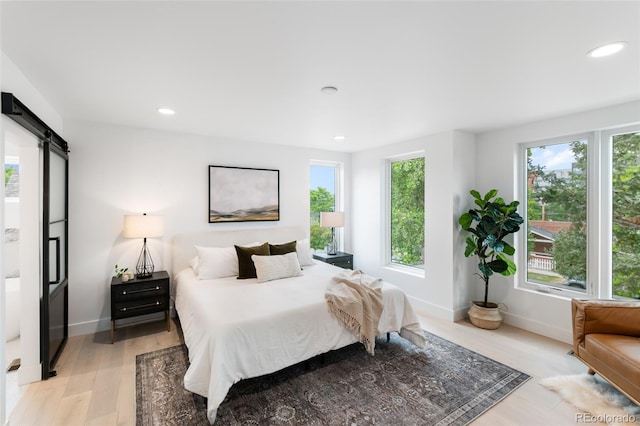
xmin=251 ymin=252 xmax=302 ymax=283
xmin=195 ymin=246 xmax=238 ymax=279
xmin=189 ymin=256 xmax=200 ymax=274
xmin=296 ymin=238 xmax=315 ymax=266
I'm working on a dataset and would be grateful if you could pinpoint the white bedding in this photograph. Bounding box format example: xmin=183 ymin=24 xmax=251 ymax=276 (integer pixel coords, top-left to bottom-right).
xmin=175 ymin=260 xmax=425 ymax=424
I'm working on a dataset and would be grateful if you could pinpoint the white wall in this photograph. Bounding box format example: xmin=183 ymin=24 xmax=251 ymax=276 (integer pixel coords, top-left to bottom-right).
xmin=351 ymin=130 xmax=476 ymax=321
xmin=450 ymin=131 xmax=477 ymax=315
xmin=64 ymin=120 xmax=351 ymax=336
xmin=475 ymin=100 xmax=640 ymax=343
xmin=1 ymin=52 xmax=63 ymax=134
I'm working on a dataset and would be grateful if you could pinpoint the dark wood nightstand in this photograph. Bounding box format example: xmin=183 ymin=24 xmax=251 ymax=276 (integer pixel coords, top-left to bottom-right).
xmin=313 ymin=251 xmax=354 ymax=269
xmin=110 ymin=270 xmax=170 ymax=343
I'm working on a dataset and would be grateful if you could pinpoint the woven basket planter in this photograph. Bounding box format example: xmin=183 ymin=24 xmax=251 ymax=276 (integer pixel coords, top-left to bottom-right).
xmin=468 ymin=301 xmax=503 ymax=330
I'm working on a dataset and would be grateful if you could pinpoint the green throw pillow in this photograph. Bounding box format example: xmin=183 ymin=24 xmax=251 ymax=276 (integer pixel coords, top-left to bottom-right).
xmin=235 ymin=243 xmax=270 ymax=279
xmin=268 ymin=241 xmax=297 ymax=256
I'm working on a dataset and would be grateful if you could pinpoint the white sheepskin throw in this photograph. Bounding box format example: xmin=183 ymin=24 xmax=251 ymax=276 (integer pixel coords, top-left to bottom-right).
xmin=540 ymin=374 xmax=639 ymax=425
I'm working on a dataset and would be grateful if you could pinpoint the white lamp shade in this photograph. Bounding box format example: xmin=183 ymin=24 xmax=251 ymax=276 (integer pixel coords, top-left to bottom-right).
xmin=123 ymin=214 xmax=164 ymax=238
xmin=320 ymin=211 xmax=344 ymax=228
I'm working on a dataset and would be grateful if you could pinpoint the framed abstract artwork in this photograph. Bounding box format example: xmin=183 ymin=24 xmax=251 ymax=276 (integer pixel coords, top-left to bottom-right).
xmin=208 ymin=165 xmax=280 ymax=223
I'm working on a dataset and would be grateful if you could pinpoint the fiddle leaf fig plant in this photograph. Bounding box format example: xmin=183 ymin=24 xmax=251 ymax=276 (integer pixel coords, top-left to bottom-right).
xmin=458 ymin=189 xmax=524 ymax=307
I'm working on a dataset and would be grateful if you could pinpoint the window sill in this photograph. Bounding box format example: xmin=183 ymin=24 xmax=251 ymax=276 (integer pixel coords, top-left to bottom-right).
xmin=383 ymin=263 xmax=425 ymax=279
xmin=516 ymin=282 xmax=587 ymax=301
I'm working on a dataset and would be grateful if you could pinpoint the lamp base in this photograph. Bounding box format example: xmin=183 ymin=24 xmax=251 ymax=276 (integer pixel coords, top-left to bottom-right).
xmin=326 ymin=227 xmax=338 ymax=255
xmin=135 ymin=270 xmax=153 ymax=279
xmin=135 ymin=238 xmax=155 ymax=279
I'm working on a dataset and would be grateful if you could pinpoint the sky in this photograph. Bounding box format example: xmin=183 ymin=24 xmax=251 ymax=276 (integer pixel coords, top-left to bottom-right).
xmin=529 ymin=142 xmax=576 ymax=171
xmin=310 ymin=165 xmax=335 ymax=194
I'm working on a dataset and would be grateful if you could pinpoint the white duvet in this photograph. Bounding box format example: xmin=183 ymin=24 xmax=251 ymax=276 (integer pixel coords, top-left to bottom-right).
xmin=174 ymin=261 xmax=425 ymax=424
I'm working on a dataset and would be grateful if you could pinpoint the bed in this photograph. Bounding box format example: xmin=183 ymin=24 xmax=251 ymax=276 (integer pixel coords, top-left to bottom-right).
xmin=172 ymin=226 xmax=426 ymax=424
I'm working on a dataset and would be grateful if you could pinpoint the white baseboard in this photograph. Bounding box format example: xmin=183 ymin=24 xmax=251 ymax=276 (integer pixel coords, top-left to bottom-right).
xmin=411 ymin=298 xmax=571 ymax=344
xmin=18 ymin=363 xmax=41 ymax=386
xmin=407 ymin=296 xmax=457 ymax=322
xmin=68 ymin=318 xmax=109 ymax=337
xmin=453 ymin=304 xmax=471 ymax=322
xmin=69 ymin=310 xmax=174 ymax=337
xmin=502 ymin=310 xmax=572 ymax=344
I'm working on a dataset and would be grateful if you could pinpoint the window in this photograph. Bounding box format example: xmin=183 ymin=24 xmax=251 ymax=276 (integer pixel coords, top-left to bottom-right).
xmin=388 ymin=154 xmax=425 ymax=268
xmin=524 ymin=138 xmax=588 ymax=293
xmin=610 ymin=130 xmax=640 ymax=299
xmin=520 ymin=127 xmax=640 ymax=300
xmin=310 ymin=162 xmax=340 ymax=252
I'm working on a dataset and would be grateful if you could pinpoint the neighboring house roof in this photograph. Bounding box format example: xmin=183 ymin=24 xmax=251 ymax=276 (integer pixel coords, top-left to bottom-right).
xmin=529 ymin=220 xmax=572 ymax=234
xmin=528 ymin=221 xmax=573 ymax=242
xmin=529 ymin=226 xmax=555 ymax=241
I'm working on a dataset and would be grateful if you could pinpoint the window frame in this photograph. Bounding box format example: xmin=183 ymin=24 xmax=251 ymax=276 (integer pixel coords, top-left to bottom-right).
xmin=517 ymin=132 xmax=593 ymax=298
xmin=384 ymin=151 xmax=425 ymax=273
xmin=516 ymin=125 xmax=640 ymax=300
xmin=600 ymin=124 xmax=640 ymax=299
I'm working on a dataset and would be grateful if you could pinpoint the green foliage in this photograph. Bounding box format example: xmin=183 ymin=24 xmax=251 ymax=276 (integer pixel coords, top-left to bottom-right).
xmin=459 ymin=189 xmax=524 ymax=306
xmin=310 ymin=187 xmax=335 ymax=213
xmin=611 ymin=132 xmax=640 ymax=298
xmin=551 ymin=228 xmax=586 ymax=279
xmin=309 ymin=187 xmax=335 ymax=251
xmin=5 ymin=167 xmax=14 ymax=186
xmin=390 ymin=157 xmax=425 ymax=266
xmin=114 ymin=264 xmax=128 ymax=278
xmin=310 ymin=224 xmax=332 ymax=251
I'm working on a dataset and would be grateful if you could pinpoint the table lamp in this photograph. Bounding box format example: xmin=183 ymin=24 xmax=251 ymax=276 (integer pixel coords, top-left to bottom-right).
xmin=320 ymin=211 xmax=344 ymax=255
xmin=123 ymin=213 xmax=164 ymax=278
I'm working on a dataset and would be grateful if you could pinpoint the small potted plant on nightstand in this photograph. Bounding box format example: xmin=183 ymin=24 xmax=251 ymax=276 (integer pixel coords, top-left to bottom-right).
xmin=458 ymin=189 xmax=524 ymax=329
xmin=114 ymin=264 xmax=130 ymax=281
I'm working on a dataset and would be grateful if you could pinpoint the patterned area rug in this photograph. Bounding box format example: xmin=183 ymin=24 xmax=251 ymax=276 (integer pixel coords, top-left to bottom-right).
xmin=136 ymin=331 xmax=530 ymax=425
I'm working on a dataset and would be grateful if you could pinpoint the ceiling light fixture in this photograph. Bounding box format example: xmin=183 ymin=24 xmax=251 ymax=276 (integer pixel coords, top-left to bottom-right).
xmin=157 ymin=107 xmax=175 ymax=115
xmin=333 ymin=135 xmax=346 ymax=141
xmin=587 ymin=42 xmax=627 ymax=58
xmin=320 ymin=86 xmax=338 ymax=95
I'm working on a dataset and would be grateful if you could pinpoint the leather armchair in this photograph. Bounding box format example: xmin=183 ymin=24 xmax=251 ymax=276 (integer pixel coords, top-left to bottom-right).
xmin=571 ymin=299 xmax=640 ymax=405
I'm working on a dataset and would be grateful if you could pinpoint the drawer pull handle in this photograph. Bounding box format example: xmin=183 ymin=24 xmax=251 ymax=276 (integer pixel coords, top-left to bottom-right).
xmin=119 ymin=301 xmax=161 ymax=312
xmin=122 ymin=286 xmax=160 ymax=295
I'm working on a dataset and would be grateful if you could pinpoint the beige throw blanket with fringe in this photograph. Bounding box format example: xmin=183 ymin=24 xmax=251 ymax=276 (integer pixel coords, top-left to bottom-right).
xmin=325 ymin=269 xmax=384 ymax=355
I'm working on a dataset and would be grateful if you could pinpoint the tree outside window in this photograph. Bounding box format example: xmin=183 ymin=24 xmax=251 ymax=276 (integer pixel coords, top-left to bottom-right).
xmin=390 ymin=156 xmax=425 ymax=268
xmin=310 ymin=164 xmax=337 ymax=251
xmin=611 ymin=132 xmax=640 ymax=299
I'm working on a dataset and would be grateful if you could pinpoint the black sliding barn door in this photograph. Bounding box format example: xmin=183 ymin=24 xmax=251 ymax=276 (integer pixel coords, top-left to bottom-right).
xmin=2 ymin=92 xmax=70 ymax=380
xmin=41 ymin=137 xmax=69 ymax=378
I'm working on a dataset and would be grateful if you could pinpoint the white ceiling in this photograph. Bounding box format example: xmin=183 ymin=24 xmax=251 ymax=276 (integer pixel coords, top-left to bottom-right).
xmin=1 ymin=1 xmax=639 ymax=152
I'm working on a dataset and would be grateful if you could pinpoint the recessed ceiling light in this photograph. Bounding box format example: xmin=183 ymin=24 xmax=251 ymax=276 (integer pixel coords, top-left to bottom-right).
xmin=321 ymin=86 xmax=338 ymax=95
xmin=157 ymin=107 xmax=175 ymax=115
xmin=587 ymin=42 xmax=627 ymax=58
xmin=333 ymin=135 xmax=346 ymax=141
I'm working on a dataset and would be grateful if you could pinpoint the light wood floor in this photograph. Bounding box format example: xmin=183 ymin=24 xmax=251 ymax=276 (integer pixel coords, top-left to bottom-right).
xmin=8 ymin=313 xmax=595 ymax=426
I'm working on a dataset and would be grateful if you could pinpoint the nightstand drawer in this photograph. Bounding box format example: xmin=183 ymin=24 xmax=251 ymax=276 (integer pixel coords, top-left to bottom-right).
xmin=329 ymin=259 xmax=353 ymax=269
xmin=313 ymin=252 xmax=354 ymax=270
xmin=112 ymin=297 xmax=168 ymax=320
xmin=113 ymin=280 xmax=168 ymax=302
